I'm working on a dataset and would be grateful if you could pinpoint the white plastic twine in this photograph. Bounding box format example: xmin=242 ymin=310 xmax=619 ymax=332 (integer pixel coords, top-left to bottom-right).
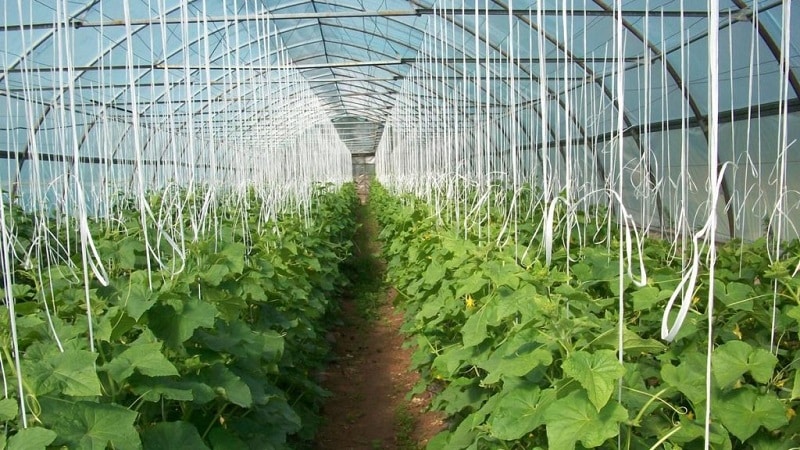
xmin=536 ymin=1 xmax=550 ymax=203
xmin=0 ymin=189 xmax=27 ymax=428
xmin=702 ymin=2 xmax=721 ymax=447
xmin=660 ymin=163 xmax=731 ymax=344
xmin=768 ymin=0 xmax=792 ymax=353
xmin=57 ymin=0 xmax=103 ymax=352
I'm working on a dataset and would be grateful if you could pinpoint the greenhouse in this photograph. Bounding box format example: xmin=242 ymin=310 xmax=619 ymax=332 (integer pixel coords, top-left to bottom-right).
xmin=0 ymin=0 xmax=799 ymax=448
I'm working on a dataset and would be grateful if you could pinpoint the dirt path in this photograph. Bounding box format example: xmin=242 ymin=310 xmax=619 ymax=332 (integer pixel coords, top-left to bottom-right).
xmin=314 ymin=182 xmax=444 ymax=450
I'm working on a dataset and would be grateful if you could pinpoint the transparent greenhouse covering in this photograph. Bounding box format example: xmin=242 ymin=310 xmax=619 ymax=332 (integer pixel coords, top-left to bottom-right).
xmin=1 ymin=1 xmax=800 ymax=448
xmin=0 ymin=0 xmax=798 ymax=241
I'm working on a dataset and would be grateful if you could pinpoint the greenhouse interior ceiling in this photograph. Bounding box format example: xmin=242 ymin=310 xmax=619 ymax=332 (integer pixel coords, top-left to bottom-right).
xmin=2 ymin=0 xmax=800 ymax=449
xmin=0 ymin=0 xmax=797 ymax=241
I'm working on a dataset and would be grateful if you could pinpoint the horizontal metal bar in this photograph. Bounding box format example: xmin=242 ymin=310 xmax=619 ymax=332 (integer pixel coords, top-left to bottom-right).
xmin=0 ymin=8 xmax=719 ymax=31
xmin=2 ymin=60 xmax=407 ymax=73
xmin=0 ymin=148 xmax=211 ymax=170
xmin=315 ymin=90 xmax=397 ymax=98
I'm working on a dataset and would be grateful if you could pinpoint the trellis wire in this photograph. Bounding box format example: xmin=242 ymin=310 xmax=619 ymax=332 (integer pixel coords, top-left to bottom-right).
xmin=375 ymin=0 xmax=798 ymax=446
xmin=0 ymin=0 xmax=351 ymax=427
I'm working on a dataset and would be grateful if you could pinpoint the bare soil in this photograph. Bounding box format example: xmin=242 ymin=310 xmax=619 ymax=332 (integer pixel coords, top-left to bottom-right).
xmin=314 ymin=182 xmax=445 ymax=450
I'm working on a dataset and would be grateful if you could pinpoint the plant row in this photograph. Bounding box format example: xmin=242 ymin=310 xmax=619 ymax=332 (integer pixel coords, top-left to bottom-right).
xmin=0 ymin=183 xmax=357 ymax=449
xmin=371 ymin=182 xmax=800 ymax=449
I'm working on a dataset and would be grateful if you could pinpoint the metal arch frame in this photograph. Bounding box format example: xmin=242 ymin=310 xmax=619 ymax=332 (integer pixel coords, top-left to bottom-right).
xmin=588 ymin=0 xmax=796 ymax=239
xmin=411 ymin=1 xmax=600 ymax=190
xmin=484 ymin=0 xmax=662 ymax=228
xmin=280 ymin=35 xmax=409 ymax=114
xmin=730 ymin=0 xmax=800 ymax=99
xmin=589 ymin=0 xmax=698 ymax=235
xmin=265 ymin=15 xmax=426 ymax=54
xmin=96 ymin=9 xmax=304 ymax=169
xmin=5 ymin=1 xmax=264 ymax=183
xmin=5 ymin=0 xmax=190 ymax=195
xmin=265 ymin=0 xmax=428 ymax=32
xmin=7 ymin=0 xmax=297 ymax=187
xmin=281 ymin=34 xmax=417 ymax=65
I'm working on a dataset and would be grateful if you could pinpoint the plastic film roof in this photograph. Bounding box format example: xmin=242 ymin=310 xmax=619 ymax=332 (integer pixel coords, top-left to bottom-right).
xmin=1 ymin=0 xmax=799 ymax=239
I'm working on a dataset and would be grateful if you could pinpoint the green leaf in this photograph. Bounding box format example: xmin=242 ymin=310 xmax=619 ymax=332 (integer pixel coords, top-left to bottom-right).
xmin=715 ymin=279 xmax=755 ymax=311
xmin=792 ymin=368 xmax=800 ymax=400
xmin=631 ymin=286 xmax=671 ymax=311
xmin=545 ymin=390 xmax=627 ymax=450
xmin=592 ymin=327 xmax=666 ymax=355
xmin=207 ymin=427 xmax=249 ymax=450
xmin=25 ymin=348 xmax=102 ymax=397
xmin=103 ymin=341 xmax=178 ymax=383
xmin=422 ymin=262 xmax=446 ymax=287
xmin=122 ymin=271 xmax=157 ymax=320
xmin=715 ymin=388 xmax=788 ymax=442
xmin=712 ymin=340 xmax=777 ymax=388
xmin=129 ymin=375 xmax=195 ymax=402
xmin=661 ymin=353 xmax=708 ymax=404
xmin=461 ymin=306 xmax=491 ymax=348
xmin=6 ymin=427 xmax=57 ymax=450
xmin=201 ymin=264 xmax=230 ymax=286
xmin=489 ymin=385 xmax=556 ymax=440
xmin=148 ymin=297 xmax=217 ymax=348
xmin=482 ymin=347 xmax=552 ymax=385
xmin=432 ymin=346 xmax=476 ymax=378
xmin=39 ymin=398 xmax=140 ymax=450
xmin=195 ymin=321 xmax=284 ymax=362
xmin=193 ymin=364 xmax=253 ymax=407
xmin=142 ymin=422 xmax=209 ymax=450
xmin=562 ymin=350 xmax=626 ymax=411
xmin=219 ymin=242 xmax=246 ymax=274
xmin=455 ymin=274 xmax=489 ymax=299
xmin=481 ymin=260 xmax=520 ymax=289
xmin=0 ymin=398 xmax=18 ymax=420
xmin=431 ymin=377 xmax=489 ymax=415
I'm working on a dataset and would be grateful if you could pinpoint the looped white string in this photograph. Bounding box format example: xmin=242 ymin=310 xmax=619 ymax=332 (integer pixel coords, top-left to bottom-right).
xmin=661 ymin=162 xmax=732 ymax=342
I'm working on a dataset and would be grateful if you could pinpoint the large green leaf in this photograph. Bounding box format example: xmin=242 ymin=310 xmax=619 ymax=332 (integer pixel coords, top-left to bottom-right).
xmin=481 ymin=346 xmax=552 ymax=385
xmin=219 ymin=242 xmax=246 ymax=274
xmin=103 ymin=341 xmax=178 ymax=383
xmin=715 ymin=387 xmax=788 ymax=442
xmin=489 ymin=385 xmax=556 ymax=440
xmin=661 ymin=352 xmax=708 ymax=404
xmin=714 ymin=279 xmax=755 ymax=311
xmin=631 ymin=286 xmax=672 ymax=311
xmin=39 ymin=398 xmax=140 ymax=450
xmin=712 ymin=340 xmax=777 ymax=388
xmin=480 ymin=260 xmax=520 ymax=289
xmin=195 ymin=321 xmax=284 ymax=362
xmin=544 ymin=390 xmax=627 ymax=450
xmin=128 ymin=375 xmax=196 ymax=402
xmin=562 ymin=350 xmax=625 ymax=411
xmin=148 ymin=296 xmax=217 ymax=348
xmin=121 ymin=271 xmax=157 ymax=320
xmin=201 ymin=264 xmax=230 ymax=286
xmin=6 ymin=427 xmax=57 ymax=450
xmin=191 ymin=364 xmax=253 ymax=407
xmin=422 ymin=262 xmax=446 ymax=287
xmin=461 ymin=305 xmax=492 ymax=348
xmin=0 ymin=398 xmax=18 ymax=420
xmin=431 ymin=377 xmax=489 ymax=416
xmin=207 ymin=427 xmax=249 ymax=450
xmin=24 ymin=347 xmax=102 ymax=397
xmin=454 ymin=273 xmax=489 ymax=299
xmin=142 ymin=422 xmax=209 ymax=450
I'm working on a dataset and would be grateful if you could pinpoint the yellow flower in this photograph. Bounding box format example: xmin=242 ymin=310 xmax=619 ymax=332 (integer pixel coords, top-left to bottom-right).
xmin=732 ymin=323 xmax=743 ymax=340
xmin=465 ymin=295 xmax=476 ymax=309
